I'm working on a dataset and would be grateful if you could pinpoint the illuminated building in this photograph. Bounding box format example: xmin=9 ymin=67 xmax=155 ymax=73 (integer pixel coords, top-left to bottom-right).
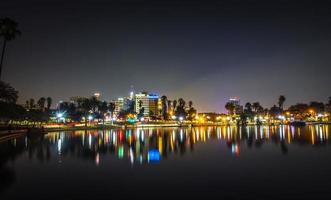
xmin=134 ymin=92 xmax=159 ymax=117
xmin=129 ymin=85 xmax=135 ymax=100
xmin=93 ymin=92 xmax=101 ymax=99
xmin=113 ymin=97 xmax=124 ymax=115
xmin=113 ymin=97 xmax=132 ymax=115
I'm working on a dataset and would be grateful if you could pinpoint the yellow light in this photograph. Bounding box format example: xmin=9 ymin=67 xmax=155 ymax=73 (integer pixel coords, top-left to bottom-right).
xmin=158 ymin=136 xmax=163 ymax=155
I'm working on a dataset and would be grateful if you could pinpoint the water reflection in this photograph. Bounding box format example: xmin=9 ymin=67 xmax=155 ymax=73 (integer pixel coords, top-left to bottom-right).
xmin=1 ymin=125 xmax=329 ymax=169
xmin=0 ymin=125 xmax=330 ymax=198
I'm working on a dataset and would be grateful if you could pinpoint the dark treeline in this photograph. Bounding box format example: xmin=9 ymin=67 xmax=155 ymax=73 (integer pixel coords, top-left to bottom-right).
xmin=225 ymin=95 xmax=331 ymax=124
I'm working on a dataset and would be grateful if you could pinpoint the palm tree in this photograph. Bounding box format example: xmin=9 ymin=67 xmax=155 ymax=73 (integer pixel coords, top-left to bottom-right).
xmin=138 ymin=100 xmax=144 ymax=117
xmin=90 ymin=96 xmax=100 ymax=113
xmin=176 ymin=98 xmax=186 ymax=119
xmin=187 ymin=101 xmax=196 ymax=121
xmin=25 ymin=100 xmax=29 ymax=109
xmin=108 ymin=102 xmax=115 ymax=118
xmin=46 ymin=97 xmax=52 ymax=110
xmin=172 ymin=100 xmax=177 ymax=112
xmin=0 ymin=81 xmax=18 ymax=103
xmin=225 ymin=102 xmax=235 ymax=115
xmin=167 ymin=100 xmax=172 ymax=112
xmin=161 ymin=95 xmax=168 ymax=120
xmin=178 ymin=98 xmax=186 ymax=108
xmin=245 ymin=102 xmax=252 ymax=112
xmin=37 ymin=97 xmax=46 ymax=111
xmin=80 ymin=98 xmax=92 ymax=127
xmin=98 ymin=101 xmax=108 ymax=125
xmin=252 ymin=102 xmax=261 ymax=113
xmin=188 ymin=101 xmax=193 ymax=109
xmin=29 ymin=98 xmax=35 ymax=109
xmin=278 ymin=95 xmax=286 ymax=110
xmin=0 ymin=18 xmax=21 ymax=80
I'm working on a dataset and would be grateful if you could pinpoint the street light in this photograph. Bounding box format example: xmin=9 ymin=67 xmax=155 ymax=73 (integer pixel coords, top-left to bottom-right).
xmin=55 ymin=112 xmax=65 ymax=123
xmin=56 ymin=113 xmax=63 ymax=118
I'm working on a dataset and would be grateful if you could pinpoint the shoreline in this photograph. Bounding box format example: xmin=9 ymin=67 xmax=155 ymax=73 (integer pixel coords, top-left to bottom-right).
xmin=1 ymin=122 xmax=330 ymax=142
xmin=1 ymin=121 xmax=330 ymax=135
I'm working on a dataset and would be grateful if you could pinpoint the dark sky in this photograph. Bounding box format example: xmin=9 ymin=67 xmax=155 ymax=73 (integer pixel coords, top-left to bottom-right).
xmin=1 ymin=0 xmax=331 ymax=112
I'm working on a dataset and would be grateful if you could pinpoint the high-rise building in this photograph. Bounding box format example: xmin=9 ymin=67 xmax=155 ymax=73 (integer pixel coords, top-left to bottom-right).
xmin=135 ymin=92 xmax=159 ymax=117
xmin=129 ymin=85 xmax=135 ymax=100
xmin=113 ymin=97 xmax=133 ymax=115
xmin=113 ymin=97 xmax=124 ymax=115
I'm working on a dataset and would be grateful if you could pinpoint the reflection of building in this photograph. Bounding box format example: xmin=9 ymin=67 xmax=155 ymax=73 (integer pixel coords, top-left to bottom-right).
xmin=135 ymin=92 xmax=159 ymax=117
xmin=7 ymin=125 xmax=329 ymax=168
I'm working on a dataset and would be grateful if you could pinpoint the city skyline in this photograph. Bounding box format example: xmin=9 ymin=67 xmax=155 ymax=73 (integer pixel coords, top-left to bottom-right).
xmin=2 ymin=1 xmax=331 ymax=199
xmin=1 ymin=0 xmax=331 ymax=112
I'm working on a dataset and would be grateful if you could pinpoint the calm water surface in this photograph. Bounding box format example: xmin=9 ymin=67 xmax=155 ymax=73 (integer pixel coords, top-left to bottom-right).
xmin=1 ymin=125 xmax=331 ymax=199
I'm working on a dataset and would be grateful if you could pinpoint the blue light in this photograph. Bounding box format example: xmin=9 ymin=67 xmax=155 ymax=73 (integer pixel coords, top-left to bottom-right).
xmin=148 ymin=93 xmax=159 ymax=99
xmin=148 ymin=149 xmax=160 ymax=162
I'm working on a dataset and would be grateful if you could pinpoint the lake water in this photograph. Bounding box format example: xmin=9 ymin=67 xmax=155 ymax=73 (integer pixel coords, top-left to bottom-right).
xmin=1 ymin=125 xmax=331 ymax=199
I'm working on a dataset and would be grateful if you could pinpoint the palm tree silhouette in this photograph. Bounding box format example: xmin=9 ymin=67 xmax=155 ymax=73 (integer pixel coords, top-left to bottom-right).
xmin=252 ymin=102 xmax=261 ymax=113
xmin=37 ymin=97 xmax=46 ymax=111
xmin=278 ymin=95 xmax=286 ymax=110
xmin=46 ymin=97 xmax=52 ymax=111
xmin=0 ymin=18 xmax=21 ymax=80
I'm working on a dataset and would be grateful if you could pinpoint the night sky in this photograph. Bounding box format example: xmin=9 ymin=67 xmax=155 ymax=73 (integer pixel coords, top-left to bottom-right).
xmin=1 ymin=0 xmax=331 ymax=112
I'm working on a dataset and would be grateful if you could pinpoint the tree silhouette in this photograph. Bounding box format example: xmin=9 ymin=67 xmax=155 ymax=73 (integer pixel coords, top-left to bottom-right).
xmin=98 ymin=101 xmax=108 ymax=125
xmin=0 ymin=81 xmax=18 ymax=103
xmin=225 ymin=102 xmax=235 ymax=115
xmin=0 ymin=18 xmax=21 ymax=80
xmin=46 ymin=97 xmax=52 ymax=111
xmin=108 ymin=102 xmax=115 ymax=118
xmin=278 ymin=95 xmax=286 ymax=110
xmin=37 ymin=97 xmax=46 ymax=111
xmin=161 ymin=95 xmax=168 ymax=120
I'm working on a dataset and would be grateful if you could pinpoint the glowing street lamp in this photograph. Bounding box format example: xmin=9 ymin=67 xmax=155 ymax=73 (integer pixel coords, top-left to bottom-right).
xmin=55 ymin=112 xmax=65 ymax=123
xmin=56 ymin=113 xmax=63 ymax=118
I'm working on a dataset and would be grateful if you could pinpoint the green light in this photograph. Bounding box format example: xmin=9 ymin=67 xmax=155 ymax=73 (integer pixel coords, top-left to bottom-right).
xmin=118 ymin=146 xmax=124 ymax=159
